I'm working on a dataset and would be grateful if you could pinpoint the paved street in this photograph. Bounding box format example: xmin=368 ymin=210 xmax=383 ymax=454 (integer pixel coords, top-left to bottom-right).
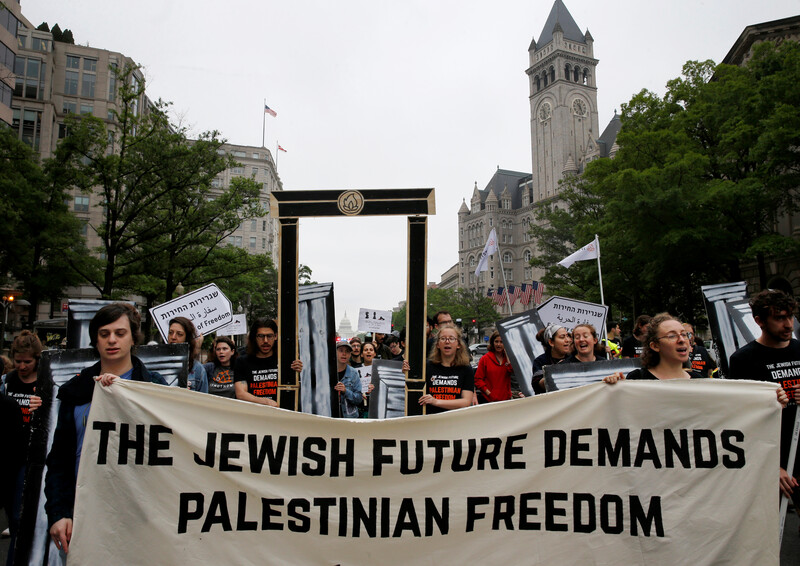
xmin=2 ymin=507 xmax=799 ymax=564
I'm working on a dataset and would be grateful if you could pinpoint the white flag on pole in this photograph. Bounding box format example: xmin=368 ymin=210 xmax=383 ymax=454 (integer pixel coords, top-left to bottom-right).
xmin=558 ymin=236 xmax=599 ymax=268
xmin=475 ymin=228 xmax=498 ymax=277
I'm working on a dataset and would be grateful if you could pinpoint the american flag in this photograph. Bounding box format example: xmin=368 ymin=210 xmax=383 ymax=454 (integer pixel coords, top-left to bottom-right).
xmin=511 ymin=285 xmax=522 ymax=304
xmin=519 ymin=283 xmax=533 ymax=305
xmin=264 ymin=103 xmax=277 ymax=117
xmin=532 ymin=281 xmax=545 ymax=305
xmin=495 ymin=287 xmax=506 ymax=306
xmin=278 ymin=144 xmax=287 ymax=152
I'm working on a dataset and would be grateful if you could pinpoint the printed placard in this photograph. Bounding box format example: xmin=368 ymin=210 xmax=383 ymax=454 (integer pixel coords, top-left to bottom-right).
xmin=215 ymin=314 xmax=248 ymax=336
xmin=537 ymin=296 xmax=607 ymax=333
xmin=357 ymin=308 xmax=392 ymax=334
xmin=149 ymin=284 xmax=233 ymax=341
xmin=69 ymin=379 xmax=781 ymax=564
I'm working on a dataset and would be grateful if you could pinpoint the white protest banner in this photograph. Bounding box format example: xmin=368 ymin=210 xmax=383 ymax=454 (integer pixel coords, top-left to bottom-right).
xmin=215 ymin=313 xmax=247 ymax=336
xmin=69 ymin=380 xmax=780 ymax=565
xmin=149 ymin=284 xmax=233 ymax=341
xmin=537 ymin=295 xmax=608 ymax=333
xmin=358 ymin=308 xmax=392 ymax=334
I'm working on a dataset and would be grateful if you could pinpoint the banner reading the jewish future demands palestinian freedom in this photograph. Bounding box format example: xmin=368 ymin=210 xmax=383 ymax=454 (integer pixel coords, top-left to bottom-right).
xmin=68 ymin=380 xmax=781 ymax=565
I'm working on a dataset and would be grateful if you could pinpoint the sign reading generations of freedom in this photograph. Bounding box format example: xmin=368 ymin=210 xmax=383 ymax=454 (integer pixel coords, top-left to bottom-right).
xmin=149 ymin=284 xmax=233 ymax=342
xmin=357 ymin=308 xmax=392 ymax=334
xmin=537 ymin=296 xmax=608 ymax=333
xmin=67 ymin=379 xmax=781 ymax=564
xmin=215 ymin=314 xmax=248 ymax=337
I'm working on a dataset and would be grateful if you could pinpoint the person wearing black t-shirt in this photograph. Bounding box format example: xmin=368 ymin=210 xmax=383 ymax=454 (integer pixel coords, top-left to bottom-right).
xmin=683 ymin=323 xmax=717 ymax=378
xmin=729 ymin=290 xmax=799 ymax=508
xmin=420 ymin=323 xmax=474 ymax=414
xmin=234 ymin=318 xmax=302 ymax=407
xmin=621 ymin=314 xmax=651 ymax=359
xmin=605 ymin=313 xmax=706 ymax=384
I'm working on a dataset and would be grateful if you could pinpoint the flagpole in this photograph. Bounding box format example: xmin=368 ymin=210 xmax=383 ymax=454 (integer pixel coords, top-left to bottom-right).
xmin=595 ymin=234 xmax=609 ymax=346
xmin=499 ymin=254 xmax=512 ymax=315
xmin=275 ymin=142 xmax=279 ymax=169
xmin=262 ymin=98 xmax=266 ymax=148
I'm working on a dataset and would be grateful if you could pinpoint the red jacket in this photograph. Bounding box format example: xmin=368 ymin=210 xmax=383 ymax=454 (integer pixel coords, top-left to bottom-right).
xmin=474 ymin=351 xmax=513 ymax=402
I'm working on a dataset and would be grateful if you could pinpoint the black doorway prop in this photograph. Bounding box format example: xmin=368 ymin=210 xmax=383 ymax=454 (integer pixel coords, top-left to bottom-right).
xmin=270 ymin=188 xmax=435 ymax=416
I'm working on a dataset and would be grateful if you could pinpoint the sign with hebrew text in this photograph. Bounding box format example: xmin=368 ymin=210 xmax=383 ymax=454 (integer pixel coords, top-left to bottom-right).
xmin=150 ymin=284 xmax=233 ymax=341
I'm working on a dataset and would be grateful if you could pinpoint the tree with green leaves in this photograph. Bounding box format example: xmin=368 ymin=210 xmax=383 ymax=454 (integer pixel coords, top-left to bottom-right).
xmin=0 ymin=128 xmax=85 ymax=324
xmin=530 ymin=41 xmax=800 ymax=323
xmin=52 ymin=64 xmax=255 ymax=300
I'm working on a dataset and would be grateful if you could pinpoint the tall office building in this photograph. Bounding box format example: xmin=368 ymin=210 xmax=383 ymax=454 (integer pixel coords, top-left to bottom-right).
xmin=0 ymin=0 xmax=23 ymax=126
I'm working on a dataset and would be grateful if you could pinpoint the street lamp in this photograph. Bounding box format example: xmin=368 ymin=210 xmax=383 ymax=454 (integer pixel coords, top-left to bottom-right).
xmin=175 ymin=282 xmax=185 ymax=296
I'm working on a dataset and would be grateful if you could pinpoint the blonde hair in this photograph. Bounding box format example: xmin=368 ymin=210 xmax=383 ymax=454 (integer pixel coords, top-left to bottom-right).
xmin=428 ymin=323 xmax=470 ymax=366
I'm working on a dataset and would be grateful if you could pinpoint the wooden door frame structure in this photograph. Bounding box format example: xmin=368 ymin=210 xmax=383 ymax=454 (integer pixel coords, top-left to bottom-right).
xmin=269 ymin=188 xmax=435 ymax=416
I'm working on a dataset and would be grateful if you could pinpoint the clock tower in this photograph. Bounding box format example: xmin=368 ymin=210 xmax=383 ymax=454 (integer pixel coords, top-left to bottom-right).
xmin=526 ymin=0 xmax=599 ymax=204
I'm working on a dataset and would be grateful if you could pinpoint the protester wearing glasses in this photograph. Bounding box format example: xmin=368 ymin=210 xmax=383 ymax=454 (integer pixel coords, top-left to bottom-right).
xmin=420 ymin=323 xmax=474 ymax=413
xmin=234 ymin=318 xmax=302 ymax=407
xmin=605 ymin=314 xmax=704 ymax=382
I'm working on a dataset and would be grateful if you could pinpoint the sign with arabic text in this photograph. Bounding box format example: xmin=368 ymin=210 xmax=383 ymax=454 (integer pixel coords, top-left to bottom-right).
xmin=150 ymin=284 xmax=233 ymax=341
xmin=537 ymin=296 xmax=607 ymax=334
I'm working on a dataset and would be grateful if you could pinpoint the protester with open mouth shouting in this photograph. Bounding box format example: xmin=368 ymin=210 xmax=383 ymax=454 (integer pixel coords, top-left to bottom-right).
xmin=565 ymin=324 xmax=606 ymax=364
xmin=604 ymin=313 xmax=706 ymax=382
xmin=419 ymin=323 xmax=474 ymax=413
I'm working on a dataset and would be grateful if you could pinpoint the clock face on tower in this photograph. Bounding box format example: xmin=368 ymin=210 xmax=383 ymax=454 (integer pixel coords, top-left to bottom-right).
xmin=572 ymin=99 xmax=587 ymax=116
xmin=538 ymin=102 xmax=552 ymax=122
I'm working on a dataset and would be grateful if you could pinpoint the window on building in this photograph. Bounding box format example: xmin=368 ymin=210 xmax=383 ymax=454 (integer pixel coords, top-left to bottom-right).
xmin=524 ymin=250 xmax=532 ymax=263
xmin=66 ymin=55 xmax=80 ymax=69
xmin=19 ymin=109 xmax=42 ymax=150
xmin=250 ymin=220 xmax=257 ymax=231
xmin=252 ymin=153 xmax=259 ymax=159
xmin=249 ymin=237 xmax=256 ymax=249
xmin=63 ymin=100 xmax=76 ymax=114
xmin=80 ymin=222 xmax=89 ymax=236
xmin=505 ymin=269 xmax=513 ymax=281
xmin=262 ymin=221 xmax=267 ymax=231
xmin=262 ymin=238 xmax=266 ymax=249
xmin=231 ymin=166 xmax=244 ymax=175
xmin=503 ymin=252 xmax=512 ymax=264
xmin=81 ymin=72 xmax=96 ymax=98
xmin=228 ymin=235 xmax=243 ymax=247
xmin=83 ymin=58 xmax=97 ymax=72
xmin=469 ymin=256 xmax=476 ymax=267
xmin=80 ymin=103 xmax=93 ymax=115
xmin=74 ymin=196 xmax=90 ymax=212
xmin=64 ymin=70 xmax=78 ymax=95
xmin=251 ymin=167 xmax=258 ymax=177
xmin=232 ymin=150 xmax=246 ymax=158
xmin=109 ymin=62 xmax=118 ymax=101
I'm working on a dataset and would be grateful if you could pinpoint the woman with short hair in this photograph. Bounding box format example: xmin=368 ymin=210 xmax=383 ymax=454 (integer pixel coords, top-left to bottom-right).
xmin=46 ymin=303 xmax=167 ymax=555
xmin=168 ymin=317 xmax=208 ymax=393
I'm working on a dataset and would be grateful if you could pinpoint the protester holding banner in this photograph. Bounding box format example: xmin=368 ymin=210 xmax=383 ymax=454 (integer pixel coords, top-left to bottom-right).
xmin=532 ymin=324 xmax=572 ymax=394
xmin=348 ymin=336 xmax=364 ymax=367
xmin=420 ymin=323 xmax=474 ymax=413
xmin=474 ymin=331 xmax=514 ymax=403
xmin=168 ymin=317 xmax=208 ymax=393
xmin=234 ymin=318 xmax=302 ymax=407
xmin=621 ymin=314 xmax=651 ymax=358
xmin=45 ymin=303 xmax=167 ymax=555
xmin=203 ymin=336 xmax=237 ymax=398
xmin=565 ymin=324 xmax=607 ymax=364
xmin=605 ymin=314 xmax=710 ymax=382
xmin=334 ymin=340 xmax=363 ymax=418
xmin=728 ymin=290 xmax=800 ymax=511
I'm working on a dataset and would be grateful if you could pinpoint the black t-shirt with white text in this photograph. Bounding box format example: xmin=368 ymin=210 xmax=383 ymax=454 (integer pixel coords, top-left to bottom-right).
xmin=729 ymin=339 xmax=800 ymax=473
xmin=621 ymin=335 xmax=643 ymax=358
xmin=425 ymin=362 xmax=474 ymax=414
xmin=234 ymin=354 xmax=278 ymax=401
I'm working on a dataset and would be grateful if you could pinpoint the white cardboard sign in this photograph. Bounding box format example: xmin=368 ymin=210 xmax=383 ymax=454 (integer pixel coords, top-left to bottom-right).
xmin=537 ymin=295 xmax=608 ymax=333
xmin=215 ymin=314 xmax=248 ymax=336
xmin=357 ymin=308 xmax=392 ymax=334
xmin=150 ymin=284 xmax=233 ymax=341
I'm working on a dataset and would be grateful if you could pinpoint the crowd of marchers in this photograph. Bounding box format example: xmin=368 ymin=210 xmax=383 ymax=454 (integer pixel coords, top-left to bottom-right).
xmin=1 ymin=289 xmax=800 ymax=560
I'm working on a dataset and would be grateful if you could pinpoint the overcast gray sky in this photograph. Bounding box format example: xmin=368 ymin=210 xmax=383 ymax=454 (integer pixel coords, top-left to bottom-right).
xmin=24 ymin=0 xmax=798 ymax=326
